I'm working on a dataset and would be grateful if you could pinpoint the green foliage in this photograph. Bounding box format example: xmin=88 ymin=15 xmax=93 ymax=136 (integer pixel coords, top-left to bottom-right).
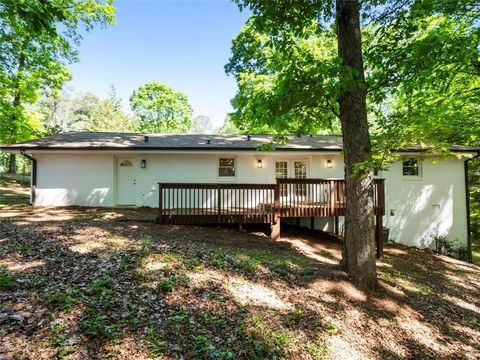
xmin=130 ymin=82 xmax=192 ymax=133
xmin=216 ymin=115 xmax=242 ymax=134
xmin=80 ymin=313 xmax=121 ymax=340
xmin=36 ymin=87 xmax=137 ymax=134
xmin=470 ymin=158 xmax=480 ymax=243
xmin=191 ymin=115 xmax=214 ymax=134
xmin=0 ymin=266 xmax=15 ymax=290
xmin=0 ymin=0 xmax=115 ymax=146
xmin=323 ymin=320 xmax=339 ymax=336
xmin=0 ymin=107 xmax=45 ymax=145
xmin=229 ymin=1 xmax=480 ymax=262
xmin=228 ymin=1 xmax=480 ymax=161
xmin=241 ymin=314 xmax=294 ymax=359
xmin=226 ymin=18 xmax=341 ymax=135
xmin=234 ymin=251 xmax=267 ymax=272
xmin=146 ymin=326 xmax=166 ymax=356
xmin=304 ymin=339 xmax=330 ymax=360
xmin=272 ymin=258 xmax=296 ymax=276
xmin=367 ymin=10 xmax=480 ymax=158
xmin=284 ymin=307 xmax=303 ymax=327
xmin=89 ymin=277 xmax=113 ymax=297
xmin=191 ymin=335 xmax=235 ymax=359
xmin=157 ymin=276 xmax=178 ymax=293
xmin=472 ymin=240 xmax=480 ymax=265
xmin=86 ymin=86 xmax=138 ymax=132
xmin=35 ymin=91 xmax=100 ymax=133
xmin=211 ymin=248 xmax=230 ymax=268
xmin=45 ymin=287 xmax=84 ymax=312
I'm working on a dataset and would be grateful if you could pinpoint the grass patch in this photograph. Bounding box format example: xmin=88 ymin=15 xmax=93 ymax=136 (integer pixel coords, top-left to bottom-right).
xmin=210 ymin=247 xmax=315 ymax=278
xmin=305 ymin=339 xmax=330 ymax=360
xmin=379 ymin=270 xmax=431 ymax=295
xmin=241 ymin=314 xmax=294 ymax=358
xmin=0 ymin=266 xmax=15 ymax=290
xmin=80 ymin=313 xmax=121 ymax=341
xmin=234 ymin=251 xmax=268 ymax=272
xmin=211 ymin=248 xmax=230 ymax=268
xmin=146 ymin=326 xmax=166 ymax=356
xmin=158 ymin=276 xmax=177 ymax=293
xmin=44 ymin=287 xmax=84 ymax=312
xmin=49 ymin=323 xmax=78 ymax=358
xmin=323 ymin=320 xmax=339 ymax=336
xmin=284 ymin=307 xmax=303 ymax=327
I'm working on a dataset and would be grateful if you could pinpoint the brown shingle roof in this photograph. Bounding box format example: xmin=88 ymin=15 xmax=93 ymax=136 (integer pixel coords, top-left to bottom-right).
xmin=1 ymin=132 xmax=478 ymax=153
xmin=0 ymin=132 xmax=343 ymax=151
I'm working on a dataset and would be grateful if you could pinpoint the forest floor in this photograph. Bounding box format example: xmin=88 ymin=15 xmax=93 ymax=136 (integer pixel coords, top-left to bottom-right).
xmin=0 ymin=175 xmax=30 ymax=206
xmin=0 ymin=179 xmax=479 ymax=359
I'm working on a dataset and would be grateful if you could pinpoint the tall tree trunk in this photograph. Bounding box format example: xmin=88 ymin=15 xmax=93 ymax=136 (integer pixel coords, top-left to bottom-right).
xmin=8 ymin=50 xmax=26 ymax=174
xmin=336 ymin=0 xmax=377 ymax=291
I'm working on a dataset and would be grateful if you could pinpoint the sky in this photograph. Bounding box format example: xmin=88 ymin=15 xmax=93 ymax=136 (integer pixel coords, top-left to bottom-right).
xmin=66 ymin=0 xmax=250 ymax=128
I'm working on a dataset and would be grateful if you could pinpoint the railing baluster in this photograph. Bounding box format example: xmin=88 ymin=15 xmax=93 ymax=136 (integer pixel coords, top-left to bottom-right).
xmin=157 ymin=179 xmax=384 ymax=230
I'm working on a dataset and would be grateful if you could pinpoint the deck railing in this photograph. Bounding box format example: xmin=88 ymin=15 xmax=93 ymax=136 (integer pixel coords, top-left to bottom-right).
xmin=158 ymin=178 xmax=385 ymax=225
xmin=158 ymin=183 xmax=277 ymax=224
xmin=276 ymin=178 xmax=385 ymax=217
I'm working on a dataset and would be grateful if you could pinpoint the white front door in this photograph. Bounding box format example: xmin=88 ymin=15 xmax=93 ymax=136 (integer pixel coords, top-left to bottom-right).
xmin=117 ymin=159 xmax=136 ymax=205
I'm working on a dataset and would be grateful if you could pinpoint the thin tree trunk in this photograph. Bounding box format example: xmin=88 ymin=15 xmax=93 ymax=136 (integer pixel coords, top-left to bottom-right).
xmin=336 ymin=0 xmax=377 ymax=291
xmin=8 ymin=48 xmax=27 ymax=174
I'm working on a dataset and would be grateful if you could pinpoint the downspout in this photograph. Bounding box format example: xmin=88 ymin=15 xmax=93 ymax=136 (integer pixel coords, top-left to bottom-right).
xmin=465 ymin=152 xmax=480 ymax=263
xmin=19 ymin=149 xmax=36 ymax=205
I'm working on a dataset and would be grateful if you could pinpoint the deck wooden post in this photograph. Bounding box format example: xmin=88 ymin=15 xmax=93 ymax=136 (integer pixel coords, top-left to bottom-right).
xmin=334 ymin=216 xmax=339 ymax=235
xmin=330 ymin=180 xmax=335 ymax=217
xmin=217 ymin=184 xmax=221 ymax=224
xmin=158 ymin=183 xmax=163 ymax=224
xmin=376 ymin=214 xmax=383 ymax=258
xmin=271 ymin=183 xmax=281 ymax=240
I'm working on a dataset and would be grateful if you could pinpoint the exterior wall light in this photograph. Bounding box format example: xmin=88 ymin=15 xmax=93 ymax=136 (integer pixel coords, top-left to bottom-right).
xmin=141 ymin=159 xmax=147 ymax=169
xmin=326 ymin=159 xmax=333 ymax=169
xmin=257 ymin=159 xmax=263 ymax=168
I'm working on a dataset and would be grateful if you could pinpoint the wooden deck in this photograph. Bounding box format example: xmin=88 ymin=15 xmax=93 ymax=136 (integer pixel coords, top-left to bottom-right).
xmin=158 ymin=178 xmax=386 ymax=257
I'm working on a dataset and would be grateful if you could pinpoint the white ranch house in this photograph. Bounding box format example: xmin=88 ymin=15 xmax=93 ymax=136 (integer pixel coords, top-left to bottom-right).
xmin=2 ymin=132 xmax=478 ymax=258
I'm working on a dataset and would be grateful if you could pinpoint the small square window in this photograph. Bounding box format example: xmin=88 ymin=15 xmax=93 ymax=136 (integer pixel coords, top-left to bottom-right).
xmin=219 ymin=158 xmax=235 ymax=177
xmin=402 ymin=158 xmax=420 ymax=176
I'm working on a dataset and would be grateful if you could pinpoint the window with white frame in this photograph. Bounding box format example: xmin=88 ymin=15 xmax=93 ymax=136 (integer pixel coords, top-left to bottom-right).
xmin=294 ymin=161 xmax=307 ymax=196
xmin=275 ymin=161 xmax=288 ymax=179
xmin=219 ymin=158 xmax=235 ymax=177
xmin=275 ymin=161 xmax=288 ymax=196
xmin=402 ymin=158 xmax=421 ymax=177
xmin=275 ymin=160 xmax=309 ymax=196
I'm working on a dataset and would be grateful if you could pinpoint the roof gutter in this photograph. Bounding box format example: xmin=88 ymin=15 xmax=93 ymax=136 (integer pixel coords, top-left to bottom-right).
xmin=19 ymin=150 xmax=36 ymax=205
xmin=465 ymin=151 xmax=480 ymax=263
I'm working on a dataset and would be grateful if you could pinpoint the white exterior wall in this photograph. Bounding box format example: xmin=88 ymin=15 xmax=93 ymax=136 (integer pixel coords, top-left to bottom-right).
xmin=131 ymin=153 xmax=343 ymax=207
xmin=35 ymin=153 xmax=115 ymax=206
xmin=382 ymin=158 xmax=468 ymax=249
xmin=31 ymin=151 xmax=469 ymax=249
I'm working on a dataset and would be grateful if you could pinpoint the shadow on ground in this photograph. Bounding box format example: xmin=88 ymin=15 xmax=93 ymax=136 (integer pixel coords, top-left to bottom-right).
xmin=0 ymin=205 xmax=479 ymax=359
xmin=0 ymin=176 xmax=30 ymax=206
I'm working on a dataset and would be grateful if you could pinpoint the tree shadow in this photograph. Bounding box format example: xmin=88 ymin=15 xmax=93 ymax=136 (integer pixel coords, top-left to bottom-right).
xmin=0 ymin=205 xmax=479 ymax=359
